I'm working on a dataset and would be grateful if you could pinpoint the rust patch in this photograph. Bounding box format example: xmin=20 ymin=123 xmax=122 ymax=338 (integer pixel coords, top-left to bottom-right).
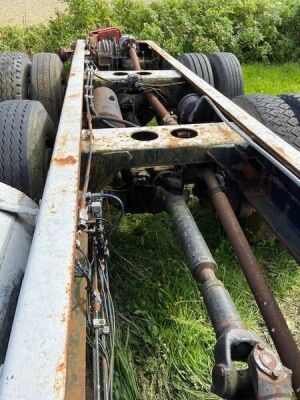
xmin=56 ymin=361 xmax=65 ymax=373
xmin=57 ymin=135 xmax=68 ymax=148
xmin=65 ymin=275 xmax=87 ymax=400
xmin=270 ymin=145 xmax=300 ymax=178
xmin=67 ymin=93 xmax=80 ymax=99
xmin=272 ymin=145 xmax=291 ymax=160
xmin=272 ymin=176 xmax=285 ymax=189
xmin=65 ymin=282 xmax=72 ymax=295
xmin=53 ymin=156 xmax=77 ymax=166
xmin=54 ymin=361 xmax=66 ymax=392
xmin=233 ymin=162 xmax=259 ymax=180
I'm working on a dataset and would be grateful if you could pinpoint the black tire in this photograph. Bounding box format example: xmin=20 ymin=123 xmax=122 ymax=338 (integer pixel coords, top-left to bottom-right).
xmin=0 ymin=52 xmax=31 ymax=101
xmin=280 ymin=94 xmax=300 ymax=126
xmin=233 ymin=94 xmax=300 ymax=150
xmin=0 ymin=100 xmax=55 ymax=200
xmin=30 ymin=53 xmax=65 ymax=128
xmin=178 ymin=53 xmax=215 ymax=121
xmin=178 ymin=53 xmax=214 ymax=86
xmin=208 ymin=52 xmax=244 ymax=99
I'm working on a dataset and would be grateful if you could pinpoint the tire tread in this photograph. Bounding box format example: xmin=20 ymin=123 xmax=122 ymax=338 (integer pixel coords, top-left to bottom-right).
xmin=0 ymin=53 xmax=30 ymax=101
xmin=234 ymin=94 xmax=300 ymax=150
xmin=178 ymin=52 xmax=214 ymax=86
xmin=0 ymin=100 xmax=55 ymax=199
xmin=30 ymin=53 xmax=64 ymax=127
xmin=209 ymin=52 xmax=244 ymax=98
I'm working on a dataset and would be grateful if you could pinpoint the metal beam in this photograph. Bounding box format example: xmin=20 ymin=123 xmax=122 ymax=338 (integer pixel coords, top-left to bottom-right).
xmin=208 ymin=145 xmax=300 ymax=263
xmin=93 ymin=69 xmax=182 ymax=86
xmin=82 ymin=122 xmax=245 ymax=155
xmin=0 ymin=40 xmax=85 ymax=400
xmin=82 ymin=123 xmax=245 ymax=181
xmin=145 ymin=41 xmax=300 ymax=178
xmin=65 ymin=233 xmax=88 ymax=400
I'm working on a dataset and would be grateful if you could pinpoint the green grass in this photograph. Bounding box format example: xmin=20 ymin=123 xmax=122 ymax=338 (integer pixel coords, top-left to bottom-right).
xmin=110 ymin=64 xmax=300 ymax=399
xmin=243 ymin=63 xmax=300 ymax=95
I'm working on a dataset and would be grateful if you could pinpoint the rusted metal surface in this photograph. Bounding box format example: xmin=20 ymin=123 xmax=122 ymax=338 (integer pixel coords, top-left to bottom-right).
xmin=207 ymin=146 xmax=300 ymax=263
xmin=82 ymin=123 xmax=245 ymax=153
xmin=92 ymin=87 xmax=124 ymax=127
xmin=202 ymin=169 xmax=300 ymax=398
xmin=129 ymin=46 xmax=142 ymax=70
xmin=82 ymin=123 xmax=246 ymax=183
xmin=249 ymin=344 xmax=293 ymax=399
xmin=244 ymin=186 xmax=300 ymax=263
xmin=163 ymin=191 xmax=245 ymax=336
xmin=146 ymin=91 xmax=177 ymax=124
xmin=129 ymin=46 xmax=178 ymax=125
xmin=65 ymin=232 xmax=88 ymax=400
xmin=79 ymin=64 xmax=95 ymax=217
xmin=145 ymin=41 xmax=300 ymax=178
xmin=0 ymin=40 xmax=85 ymax=400
xmin=213 ymin=330 xmax=293 ymax=399
xmin=65 ymin=277 xmax=86 ymax=400
xmin=58 ymin=43 xmax=76 ymax=62
xmin=162 ymin=190 xmax=293 ymax=398
xmin=93 ymin=69 xmax=182 ymax=87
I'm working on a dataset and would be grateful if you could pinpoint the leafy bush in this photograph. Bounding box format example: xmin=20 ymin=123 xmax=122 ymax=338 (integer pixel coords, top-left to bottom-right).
xmin=0 ymin=0 xmax=299 ymax=62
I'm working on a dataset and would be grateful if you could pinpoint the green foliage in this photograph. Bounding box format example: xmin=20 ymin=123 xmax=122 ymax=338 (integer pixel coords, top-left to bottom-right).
xmin=0 ymin=0 xmax=299 ymax=62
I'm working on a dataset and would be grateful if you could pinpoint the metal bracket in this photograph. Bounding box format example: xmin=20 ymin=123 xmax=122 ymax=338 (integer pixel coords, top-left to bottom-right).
xmin=212 ymin=329 xmax=293 ymax=399
xmin=249 ymin=343 xmax=293 ymax=399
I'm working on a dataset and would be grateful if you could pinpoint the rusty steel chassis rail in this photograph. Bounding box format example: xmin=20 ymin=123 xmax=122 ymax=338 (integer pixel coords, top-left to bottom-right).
xmin=0 ymin=40 xmax=299 ymax=399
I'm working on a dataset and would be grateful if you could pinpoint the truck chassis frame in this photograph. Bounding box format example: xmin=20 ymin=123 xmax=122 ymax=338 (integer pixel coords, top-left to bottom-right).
xmin=0 ymin=38 xmax=299 ymax=399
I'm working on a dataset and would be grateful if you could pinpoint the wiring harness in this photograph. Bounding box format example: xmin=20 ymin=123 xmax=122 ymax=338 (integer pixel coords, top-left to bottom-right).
xmin=76 ymin=192 xmax=124 ymax=400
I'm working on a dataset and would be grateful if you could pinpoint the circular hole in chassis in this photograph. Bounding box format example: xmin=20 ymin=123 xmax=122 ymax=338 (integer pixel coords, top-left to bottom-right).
xmin=113 ymin=71 xmax=129 ymax=76
xmin=171 ymin=128 xmax=198 ymax=139
xmin=131 ymin=130 xmax=158 ymax=141
xmin=136 ymin=71 xmax=152 ymax=76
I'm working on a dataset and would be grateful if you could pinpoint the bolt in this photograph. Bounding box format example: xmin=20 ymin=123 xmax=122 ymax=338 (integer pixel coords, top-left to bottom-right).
xmin=212 ymin=364 xmax=227 ymax=397
xmin=214 ymin=364 xmax=225 ymax=377
xmin=273 ymin=371 xmax=279 ymax=379
xmin=257 ymin=342 xmax=265 ymax=350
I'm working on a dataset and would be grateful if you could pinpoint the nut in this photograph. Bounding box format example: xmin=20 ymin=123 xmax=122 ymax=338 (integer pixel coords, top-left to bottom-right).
xmin=257 ymin=342 xmax=265 ymax=350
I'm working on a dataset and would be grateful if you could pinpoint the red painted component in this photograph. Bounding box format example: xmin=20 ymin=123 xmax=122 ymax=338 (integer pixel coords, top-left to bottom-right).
xmin=89 ymin=27 xmax=121 ymax=45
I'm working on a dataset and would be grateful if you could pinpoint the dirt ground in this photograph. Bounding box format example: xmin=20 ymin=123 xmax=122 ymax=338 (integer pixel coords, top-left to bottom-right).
xmin=0 ymin=0 xmax=67 ymax=27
